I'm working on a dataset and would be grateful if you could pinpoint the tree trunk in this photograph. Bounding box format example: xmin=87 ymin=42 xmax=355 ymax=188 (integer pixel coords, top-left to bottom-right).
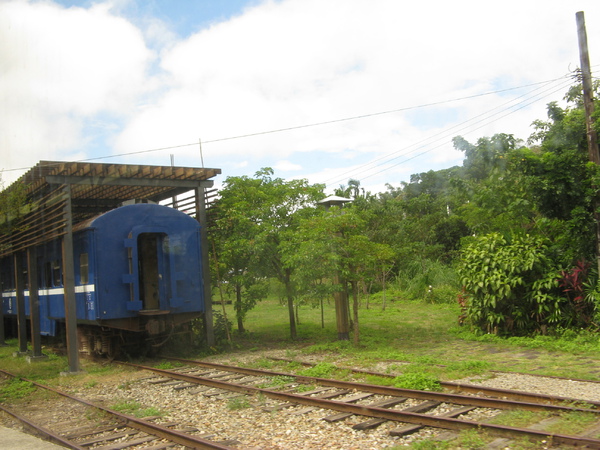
xmin=382 ymin=268 xmax=387 ymax=311
xmin=235 ymin=284 xmax=245 ymax=333
xmin=333 ymin=273 xmax=350 ymax=340
xmin=351 ymin=280 xmax=360 ymax=345
xmin=320 ymin=297 xmax=324 ymax=328
xmin=284 ymin=269 xmax=297 ymax=339
xmin=211 ymin=241 xmax=231 ymax=343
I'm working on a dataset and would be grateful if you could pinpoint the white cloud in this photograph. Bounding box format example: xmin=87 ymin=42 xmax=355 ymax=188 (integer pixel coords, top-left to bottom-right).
xmin=113 ymin=0 xmax=600 ymax=188
xmin=0 ymin=0 xmax=154 ymax=181
xmin=2 ymin=0 xmax=600 ymax=194
xmin=273 ymin=160 xmax=301 ymax=172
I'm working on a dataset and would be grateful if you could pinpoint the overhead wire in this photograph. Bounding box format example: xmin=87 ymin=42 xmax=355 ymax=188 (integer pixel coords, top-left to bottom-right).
xmin=356 ymin=78 xmax=576 ymax=185
xmin=323 ymin=74 xmax=575 ymax=188
xmin=2 ymin=74 xmax=580 ymax=177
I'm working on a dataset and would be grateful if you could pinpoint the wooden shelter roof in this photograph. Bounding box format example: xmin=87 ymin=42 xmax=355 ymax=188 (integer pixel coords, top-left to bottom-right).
xmin=0 ymin=161 xmax=221 ymax=257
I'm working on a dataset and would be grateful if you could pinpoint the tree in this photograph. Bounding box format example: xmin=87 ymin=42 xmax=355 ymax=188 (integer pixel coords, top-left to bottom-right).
xmin=453 ymin=133 xmax=518 ymax=181
xmin=456 ymin=88 xmax=600 ymax=335
xmin=526 ymin=91 xmax=600 ymax=266
xmin=458 ymin=231 xmax=600 ymax=335
xmin=284 ymin=206 xmax=394 ymax=343
xmin=335 ymin=178 xmax=363 ymax=199
xmin=212 ymin=174 xmax=265 ymax=333
xmin=0 ymin=176 xmax=30 ymax=236
xmin=213 ymin=168 xmax=324 ymax=339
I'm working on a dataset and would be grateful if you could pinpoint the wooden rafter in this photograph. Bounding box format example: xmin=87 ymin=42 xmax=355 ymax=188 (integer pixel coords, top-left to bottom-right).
xmin=0 ymin=161 xmax=221 ymax=257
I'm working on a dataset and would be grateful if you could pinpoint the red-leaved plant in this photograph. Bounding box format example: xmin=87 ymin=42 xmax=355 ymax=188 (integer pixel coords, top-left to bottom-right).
xmin=558 ymin=260 xmax=593 ymax=326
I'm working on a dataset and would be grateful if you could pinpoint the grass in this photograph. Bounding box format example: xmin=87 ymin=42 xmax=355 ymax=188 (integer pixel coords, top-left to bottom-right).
xmin=227 ymin=396 xmax=251 ymax=410
xmin=488 ymin=409 xmax=549 ymax=428
xmin=546 ymin=410 xmax=597 ymax=435
xmin=298 ymin=362 xmax=339 ymax=378
xmin=1 ymin=295 xmax=600 ymax=449
xmin=391 ymin=372 xmax=442 ymax=391
xmin=0 ymin=339 xmax=137 ymax=403
xmin=216 ymin=298 xmax=600 ymax=382
xmin=255 ymin=375 xmax=295 ymax=388
xmin=110 ymin=400 xmax=164 ymax=418
xmin=1 ymin=297 xmax=599 ymax=387
xmin=0 ymin=378 xmax=36 ymax=402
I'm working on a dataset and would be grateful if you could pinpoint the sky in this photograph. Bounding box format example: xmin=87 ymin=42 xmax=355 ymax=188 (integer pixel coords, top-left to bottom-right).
xmin=1 ymin=0 xmax=600 ymax=195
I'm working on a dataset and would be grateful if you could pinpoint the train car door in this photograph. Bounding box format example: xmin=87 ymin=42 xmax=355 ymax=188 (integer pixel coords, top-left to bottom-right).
xmin=137 ymin=233 xmax=167 ymax=311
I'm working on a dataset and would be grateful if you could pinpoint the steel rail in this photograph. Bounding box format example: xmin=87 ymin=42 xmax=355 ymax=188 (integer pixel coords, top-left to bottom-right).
xmin=123 ymin=361 xmax=600 ymax=448
xmin=0 ymin=403 xmax=86 ymax=450
xmin=157 ymin=357 xmax=599 ymax=414
xmin=0 ymin=369 xmax=233 ymax=450
xmin=266 ymin=356 xmax=600 ymax=408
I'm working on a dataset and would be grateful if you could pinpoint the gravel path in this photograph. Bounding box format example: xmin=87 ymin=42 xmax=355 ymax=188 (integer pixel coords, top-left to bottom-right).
xmin=453 ymin=371 xmax=600 ymax=404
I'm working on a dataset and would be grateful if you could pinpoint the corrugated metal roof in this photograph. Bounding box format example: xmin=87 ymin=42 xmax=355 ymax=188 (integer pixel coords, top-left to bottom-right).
xmin=0 ymin=161 xmax=221 ymax=257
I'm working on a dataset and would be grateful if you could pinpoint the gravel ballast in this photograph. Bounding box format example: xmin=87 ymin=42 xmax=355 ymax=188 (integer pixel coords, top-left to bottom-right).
xmin=73 ymin=350 xmax=600 ymax=449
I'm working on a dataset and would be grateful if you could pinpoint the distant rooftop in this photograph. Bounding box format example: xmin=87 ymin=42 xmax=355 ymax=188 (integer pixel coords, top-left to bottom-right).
xmin=318 ymin=195 xmax=353 ymax=204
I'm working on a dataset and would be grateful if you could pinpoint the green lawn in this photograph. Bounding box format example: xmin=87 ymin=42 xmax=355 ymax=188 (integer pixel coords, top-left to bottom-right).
xmin=1 ymin=297 xmax=599 ymax=450
xmin=216 ymin=297 xmax=600 ymax=382
xmin=1 ymin=296 xmax=599 ymax=384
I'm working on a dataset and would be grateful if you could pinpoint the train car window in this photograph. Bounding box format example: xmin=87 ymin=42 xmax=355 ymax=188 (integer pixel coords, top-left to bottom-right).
xmin=44 ymin=261 xmax=52 ymax=288
xmin=37 ymin=257 xmax=44 ymax=287
xmin=0 ymin=262 xmax=13 ymax=290
xmin=53 ymin=260 xmax=62 ymax=286
xmin=80 ymin=253 xmax=89 ymax=285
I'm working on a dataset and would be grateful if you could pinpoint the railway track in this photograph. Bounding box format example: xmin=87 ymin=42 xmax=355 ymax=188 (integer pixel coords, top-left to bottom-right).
xmin=0 ymin=368 xmax=234 ymax=450
xmin=118 ymin=357 xmax=600 ymax=448
xmin=266 ymin=356 xmax=600 ymax=408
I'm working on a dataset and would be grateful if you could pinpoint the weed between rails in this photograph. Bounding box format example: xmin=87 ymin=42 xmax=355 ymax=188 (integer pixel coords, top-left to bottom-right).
xmin=110 ymin=400 xmax=164 ymax=418
xmin=0 ymin=378 xmax=36 ymax=402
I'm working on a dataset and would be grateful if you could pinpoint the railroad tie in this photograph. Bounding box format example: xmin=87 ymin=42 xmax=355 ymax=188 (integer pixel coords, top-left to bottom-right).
xmin=268 ymin=389 xmax=353 ymax=413
xmin=351 ymin=397 xmax=410 ymax=429
xmin=76 ymin=429 xmax=141 ymax=446
xmin=93 ymin=435 xmax=158 ymax=450
xmin=389 ymin=405 xmax=476 ymax=437
xmin=320 ymin=393 xmax=377 ymax=422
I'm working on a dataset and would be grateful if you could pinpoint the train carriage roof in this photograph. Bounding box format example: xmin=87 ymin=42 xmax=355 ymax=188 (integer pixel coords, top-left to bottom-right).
xmin=0 ymin=161 xmax=220 ymax=257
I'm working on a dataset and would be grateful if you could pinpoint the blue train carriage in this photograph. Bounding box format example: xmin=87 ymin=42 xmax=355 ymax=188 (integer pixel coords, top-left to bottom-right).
xmin=1 ymin=202 xmax=205 ymax=356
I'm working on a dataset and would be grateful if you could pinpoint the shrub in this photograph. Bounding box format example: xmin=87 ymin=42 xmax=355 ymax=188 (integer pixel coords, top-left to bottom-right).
xmin=458 ymin=233 xmax=561 ymax=335
xmin=298 ymin=362 xmax=338 ymax=378
xmin=392 ymin=372 xmax=441 ymax=391
xmin=558 ymin=260 xmax=598 ymax=328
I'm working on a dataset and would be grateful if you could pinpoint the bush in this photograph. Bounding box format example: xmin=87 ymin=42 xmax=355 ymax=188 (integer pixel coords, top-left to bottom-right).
xmin=395 ymin=259 xmax=459 ymax=302
xmin=458 ymin=233 xmax=561 ymax=335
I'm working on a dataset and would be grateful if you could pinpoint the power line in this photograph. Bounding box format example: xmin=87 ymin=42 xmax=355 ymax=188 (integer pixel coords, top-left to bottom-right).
xmin=357 ymin=79 xmax=574 ymax=186
xmin=324 ymin=75 xmax=574 ymax=188
xmin=2 ymin=75 xmax=575 ymax=175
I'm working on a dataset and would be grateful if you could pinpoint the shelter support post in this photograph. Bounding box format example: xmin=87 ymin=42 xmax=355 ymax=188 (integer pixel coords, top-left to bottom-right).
xmin=61 ymin=185 xmax=80 ymax=373
xmin=27 ymin=246 xmax=45 ymax=359
xmin=0 ymin=296 xmax=5 ymax=346
xmin=0 ymin=260 xmax=4 ymax=346
xmin=195 ymin=185 xmax=215 ymax=347
xmin=14 ymin=252 xmax=28 ymax=354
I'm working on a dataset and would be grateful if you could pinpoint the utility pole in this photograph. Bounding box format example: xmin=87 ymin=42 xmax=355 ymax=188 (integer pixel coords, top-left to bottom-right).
xmin=576 ymin=12 xmax=599 ymax=164
xmin=576 ymin=11 xmax=600 ymax=275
